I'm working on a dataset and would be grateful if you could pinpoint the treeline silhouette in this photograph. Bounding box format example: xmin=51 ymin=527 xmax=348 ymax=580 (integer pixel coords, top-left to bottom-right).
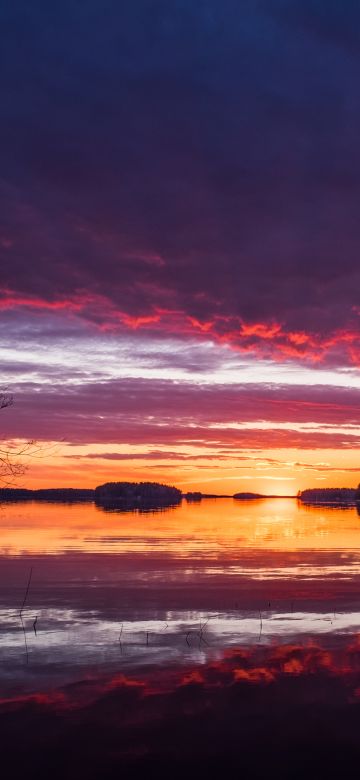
xmin=299 ymin=486 xmax=360 ymax=505
xmin=234 ymin=492 xmax=266 ymax=500
xmin=94 ymin=481 xmax=182 ymax=509
xmin=0 ymin=488 xmax=94 ymax=503
xmin=0 ymin=481 xmax=182 ymax=509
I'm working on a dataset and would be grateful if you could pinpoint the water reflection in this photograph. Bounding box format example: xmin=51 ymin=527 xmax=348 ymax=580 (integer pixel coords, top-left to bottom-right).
xmin=1 ymin=498 xmax=360 ymax=692
xmin=3 ymin=635 xmax=360 ymax=779
xmin=1 ymin=497 xmax=360 ymax=556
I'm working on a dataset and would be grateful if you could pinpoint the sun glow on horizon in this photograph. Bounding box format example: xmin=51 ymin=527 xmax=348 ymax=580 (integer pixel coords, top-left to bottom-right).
xmin=14 ymin=439 xmax=359 ymax=495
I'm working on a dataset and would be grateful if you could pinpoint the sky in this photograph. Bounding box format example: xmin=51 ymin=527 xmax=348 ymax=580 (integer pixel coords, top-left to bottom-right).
xmin=1 ymin=0 xmax=360 ymax=494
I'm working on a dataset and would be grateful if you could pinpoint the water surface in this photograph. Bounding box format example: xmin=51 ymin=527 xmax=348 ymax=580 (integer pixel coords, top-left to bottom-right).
xmin=1 ymin=497 xmax=360 ymax=693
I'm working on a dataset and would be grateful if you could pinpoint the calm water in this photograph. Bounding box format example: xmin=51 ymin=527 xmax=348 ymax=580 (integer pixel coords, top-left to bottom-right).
xmin=1 ymin=497 xmax=360 ymax=694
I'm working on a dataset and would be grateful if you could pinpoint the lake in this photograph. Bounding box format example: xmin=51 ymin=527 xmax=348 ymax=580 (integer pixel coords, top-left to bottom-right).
xmin=2 ymin=497 xmax=360 ymax=695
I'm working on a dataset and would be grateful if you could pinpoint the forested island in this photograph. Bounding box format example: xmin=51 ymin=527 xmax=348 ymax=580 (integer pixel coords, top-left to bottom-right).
xmin=234 ymin=492 xmax=267 ymax=500
xmin=184 ymin=492 xmax=233 ymax=500
xmin=298 ymin=486 xmax=360 ymax=506
xmin=184 ymin=492 xmax=203 ymax=501
xmin=94 ymin=481 xmax=182 ymax=510
xmin=0 ymin=488 xmax=95 ymax=503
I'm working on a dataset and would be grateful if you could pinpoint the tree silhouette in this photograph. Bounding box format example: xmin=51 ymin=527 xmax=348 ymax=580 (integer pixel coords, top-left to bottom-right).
xmin=0 ymin=392 xmax=37 ymax=486
xmin=299 ymin=487 xmax=357 ymax=504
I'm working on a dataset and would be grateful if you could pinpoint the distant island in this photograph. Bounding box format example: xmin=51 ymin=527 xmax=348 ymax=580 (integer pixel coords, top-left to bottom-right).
xmin=0 ymin=487 xmax=95 ymax=503
xmin=185 ymin=491 xmax=297 ymax=500
xmin=184 ymin=492 xmax=233 ymax=500
xmin=298 ymin=486 xmax=360 ymax=506
xmin=94 ymin=481 xmax=182 ymax=510
xmin=1 ymin=484 xmax=359 ymax=509
xmin=184 ymin=492 xmax=203 ymax=501
xmin=234 ymin=492 xmax=267 ymax=500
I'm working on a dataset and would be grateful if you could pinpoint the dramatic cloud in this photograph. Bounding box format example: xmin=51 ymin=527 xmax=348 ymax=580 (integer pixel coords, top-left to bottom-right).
xmin=2 ymin=378 xmax=360 ymax=450
xmin=1 ymin=2 xmax=360 ymax=365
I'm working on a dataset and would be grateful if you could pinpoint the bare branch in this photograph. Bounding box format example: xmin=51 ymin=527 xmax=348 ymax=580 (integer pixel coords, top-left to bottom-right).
xmin=0 ymin=391 xmax=13 ymax=411
xmin=0 ymin=392 xmax=47 ymax=486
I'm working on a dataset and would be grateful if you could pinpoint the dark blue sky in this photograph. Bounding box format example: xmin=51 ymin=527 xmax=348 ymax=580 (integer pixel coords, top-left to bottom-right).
xmin=1 ymin=1 xmax=360 ymax=343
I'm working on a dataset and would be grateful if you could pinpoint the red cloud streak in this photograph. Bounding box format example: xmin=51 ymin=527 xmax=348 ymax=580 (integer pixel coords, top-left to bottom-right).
xmin=1 ymin=288 xmax=360 ymax=366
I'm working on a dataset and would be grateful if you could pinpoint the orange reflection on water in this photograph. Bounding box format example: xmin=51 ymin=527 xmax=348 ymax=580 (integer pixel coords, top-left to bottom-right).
xmin=0 ymin=497 xmax=359 ymax=558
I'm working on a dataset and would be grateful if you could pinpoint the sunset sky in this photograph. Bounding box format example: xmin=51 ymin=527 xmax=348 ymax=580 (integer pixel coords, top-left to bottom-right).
xmin=1 ymin=1 xmax=359 ymax=494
